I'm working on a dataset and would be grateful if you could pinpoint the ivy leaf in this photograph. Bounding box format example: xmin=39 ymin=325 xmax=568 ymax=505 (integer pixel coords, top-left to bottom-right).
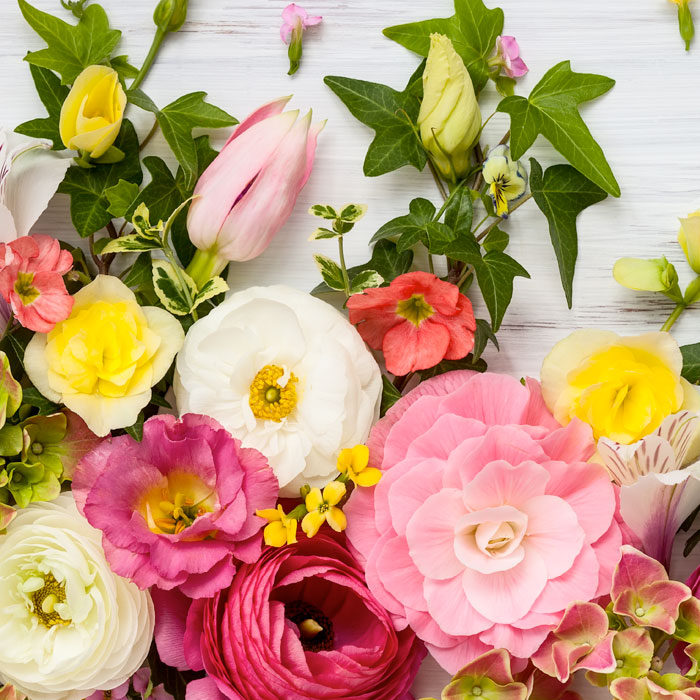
xmin=192 ymin=276 xmax=229 ymax=311
xmin=110 ymin=55 xmax=138 ymax=82
xmin=105 ymin=179 xmax=140 ymax=217
xmin=473 ymin=252 xmax=530 ymax=332
xmin=471 ymin=318 xmax=499 ymax=362
xmin=132 ymin=92 xmax=237 ymax=190
xmin=482 ymin=227 xmax=509 ymax=253
xmin=123 ymin=253 xmax=153 ymax=288
xmin=15 ymin=64 xmax=68 ymax=149
xmin=371 ymin=198 xmax=436 ymax=251
xmin=324 ymin=72 xmax=427 ymax=177
xmin=349 ymin=270 xmax=384 ymax=294
xmin=380 ymin=375 xmax=402 ymax=417
xmin=383 ymin=0 xmax=504 ymax=93
xmin=530 ymin=158 xmax=607 ymax=308
xmin=444 ymin=235 xmax=482 ymax=265
xmin=19 ymin=0 xmax=121 ymax=85
xmin=313 ymin=255 xmax=346 ymax=291
xmin=426 ymin=222 xmax=458 ymax=255
xmin=124 ymin=413 xmax=145 ymax=442
xmin=444 ymin=185 xmax=474 ymax=237
xmin=57 ymin=120 xmax=143 ymax=237
xmin=497 ymin=61 xmax=619 ymax=197
xmin=21 ymin=387 xmax=61 ymax=416
xmin=682 ymin=344 xmax=700 ymax=385
xmin=152 ymin=260 xmax=198 ymax=316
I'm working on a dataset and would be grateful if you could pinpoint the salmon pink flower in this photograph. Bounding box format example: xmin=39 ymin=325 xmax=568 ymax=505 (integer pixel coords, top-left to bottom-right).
xmin=72 ymin=414 xmax=278 ymax=599
xmin=152 ymin=535 xmax=426 ymax=700
xmin=345 ymin=370 xmax=621 ymax=673
xmin=347 ymin=271 xmax=476 ymax=376
xmin=0 ymin=234 xmax=73 ymax=333
xmin=186 ymin=98 xmax=324 ymax=287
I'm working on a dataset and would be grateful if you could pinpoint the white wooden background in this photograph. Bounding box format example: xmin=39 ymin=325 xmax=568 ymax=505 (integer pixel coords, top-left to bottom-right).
xmin=1 ymin=0 xmax=699 ymax=697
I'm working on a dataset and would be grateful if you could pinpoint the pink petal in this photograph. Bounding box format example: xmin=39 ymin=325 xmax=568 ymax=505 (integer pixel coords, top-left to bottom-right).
xmin=479 ymin=622 xmax=552 ymax=660
xmin=423 ymin=572 xmax=492 ymax=636
xmin=226 ymin=96 xmax=292 ymax=146
xmin=152 ymin=587 xmax=191 ymax=671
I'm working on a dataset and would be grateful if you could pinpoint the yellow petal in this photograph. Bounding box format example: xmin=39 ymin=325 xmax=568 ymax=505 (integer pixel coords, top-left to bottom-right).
xmin=256 ymin=508 xmax=282 ymax=523
xmin=355 ymin=467 xmax=382 ymax=487
xmin=302 ymin=510 xmax=325 ymax=538
xmin=263 ymin=522 xmax=288 ymax=548
xmin=326 ymin=507 xmax=347 ymax=533
xmin=336 ymin=447 xmax=354 ymax=475
xmin=322 ymin=480 xmax=346 ymax=506
xmin=350 ymin=444 xmax=370 ymax=471
xmin=285 ymin=518 xmax=298 ymax=545
xmin=305 ymin=487 xmax=324 ymax=512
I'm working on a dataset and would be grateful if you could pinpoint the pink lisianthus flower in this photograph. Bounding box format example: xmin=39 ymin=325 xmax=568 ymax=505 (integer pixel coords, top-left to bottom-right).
xmin=153 ymin=535 xmax=426 ymax=700
xmin=494 ymin=36 xmax=529 ymax=78
xmin=345 ymin=370 xmax=622 ymax=674
xmin=73 ymin=414 xmax=278 ymax=599
xmin=347 ymin=271 xmax=476 ymax=376
xmin=0 ymin=234 xmax=73 ymax=333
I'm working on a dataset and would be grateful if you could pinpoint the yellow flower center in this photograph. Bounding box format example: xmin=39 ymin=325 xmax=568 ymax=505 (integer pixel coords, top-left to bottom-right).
xmin=14 ymin=271 xmax=39 ymax=306
xmin=249 ymin=365 xmax=299 ymax=422
xmin=141 ymin=472 xmax=215 ymax=535
xmin=28 ymin=573 xmax=70 ymax=628
xmin=568 ymin=345 xmax=682 ymax=443
xmin=396 ymin=294 xmax=435 ymax=327
xmin=46 ymin=299 xmax=162 ymax=398
xmin=285 ymin=600 xmax=334 ymax=652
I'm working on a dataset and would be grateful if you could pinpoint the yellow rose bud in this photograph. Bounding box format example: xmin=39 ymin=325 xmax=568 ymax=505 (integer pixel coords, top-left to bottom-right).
xmin=541 ymin=330 xmax=700 ymax=445
xmin=613 ymin=256 xmax=679 ymax=293
xmin=418 ymin=33 xmax=481 ymax=180
xmin=59 ymin=65 xmax=126 ymax=159
xmin=679 ymin=213 xmax=700 ymax=275
xmin=24 ymin=275 xmax=184 ymax=437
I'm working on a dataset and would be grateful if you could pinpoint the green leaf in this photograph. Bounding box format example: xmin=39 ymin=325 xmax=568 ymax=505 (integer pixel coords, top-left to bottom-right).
xmin=192 ymin=276 xmax=229 ymax=311
xmin=19 ymin=0 xmax=121 ymax=84
xmin=349 ymin=270 xmax=384 ymax=294
xmin=472 ymin=251 xmax=529 ymax=332
xmin=123 ymin=252 xmax=153 ymax=288
xmin=405 ymin=60 xmax=426 ymax=99
xmin=444 ymin=235 xmax=482 ymax=265
xmin=339 ymin=203 xmax=368 ymax=222
xmin=371 ymin=198 xmax=436 ymax=249
xmin=682 ymin=344 xmax=700 ymax=385
xmin=105 ymin=179 xmax=140 ymax=217
xmin=313 ymin=255 xmax=346 ymax=291
xmin=471 ymin=318 xmax=499 ymax=362
xmin=495 ymin=75 xmax=516 ymax=97
xmin=380 ymin=375 xmax=402 ymax=417
xmin=124 ymin=413 xmax=145 ymax=442
xmin=0 ymin=425 xmax=24 ymax=457
xmin=21 ymin=387 xmax=62 ymax=416
xmin=444 ymin=185 xmax=474 ymax=237
xmin=127 ymin=88 xmax=159 ymax=113
xmin=57 ymin=120 xmax=143 ymax=237
xmin=101 ymin=235 xmax=162 ymax=253
xmin=152 ymin=260 xmax=197 ymax=316
xmin=309 ymin=204 xmax=339 ymax=219
xmin=497 ymin=61 xmax=619 ymax=197
xmin=529 ymin=158 xmax=608 ymax=307
xmin=482 ymin=227 xmax=509 ymax=253
xmin=383 ymin=0 xmax=504 ymax=93
xmin=418 ymin=354 xmax=488 ymax=380
xmin=309 ymin=227 xmax=341 ymax=241
xmin=15 ymin=64 xmax=68 ymax=149
xmin=134 ymin=92 xmax=237 ymax=190
xmin=324 ymin=73 xmax=427 ymax=177
xmin=426 ymin=221 xmax=457 ymax=255
xmin=110 ymin=55 xmax=138 ymax=81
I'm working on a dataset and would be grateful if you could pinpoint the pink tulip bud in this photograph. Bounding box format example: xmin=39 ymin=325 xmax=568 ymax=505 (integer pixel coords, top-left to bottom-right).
xmin=186 ymin=97 xmax=324 ymax=287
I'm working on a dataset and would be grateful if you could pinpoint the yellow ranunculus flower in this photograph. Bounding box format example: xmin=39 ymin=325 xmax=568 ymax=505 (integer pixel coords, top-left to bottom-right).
xmin=24 ymin=275 xmax=184 ymax=437
xmin=541 ymin=330 xmax=700 ymax=444
xmin=59 ymin=65 xmax=126 ymax=159
xmin=418 ymin=33 xmax=481 ymax=180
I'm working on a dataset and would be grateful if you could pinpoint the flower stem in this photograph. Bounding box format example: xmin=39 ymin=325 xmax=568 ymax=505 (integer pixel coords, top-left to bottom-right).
xmin=428 ymin=254 xmax=435 ymax=274
xmin=139 ymin=119 xmax=160 ymax=152
xmin=338 ymin=236 xmax=351 ymax=297
xmin=475 ymin=193 xmax=533 ymax=242
xmin=130 ymin=27 xmax=167 ymax=91
xmin=661 ymin=302 xmax=687 ymax=332
xmin=427 ymin=158 xmax=449 ymax=202
xmin=0 ymin=313 xmax=14 ymax=343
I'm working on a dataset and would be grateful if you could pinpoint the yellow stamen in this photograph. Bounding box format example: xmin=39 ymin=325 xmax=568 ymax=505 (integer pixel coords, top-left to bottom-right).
xmin=249 ymin=365 xmax=299 ymax=422
xmin=30 ymin=573 xmax=70 ymax=628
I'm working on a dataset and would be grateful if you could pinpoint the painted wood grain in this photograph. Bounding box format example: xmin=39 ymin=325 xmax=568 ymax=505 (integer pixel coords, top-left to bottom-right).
xmin=1 ymin=0 xmax=699 ymax=696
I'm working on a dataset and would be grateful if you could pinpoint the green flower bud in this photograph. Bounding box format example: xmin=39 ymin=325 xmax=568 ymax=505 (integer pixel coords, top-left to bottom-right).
xmin=418 ymin=34 xmax=481 ymax=181
xmin=153 ymin=0 xmax=188 ymax=33
xmin=613 ymin=256 xmax=680 ymax=295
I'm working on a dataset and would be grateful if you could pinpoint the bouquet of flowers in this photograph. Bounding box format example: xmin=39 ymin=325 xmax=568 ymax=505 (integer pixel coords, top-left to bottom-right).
xmin=1 ymin=0 xmax=700 ymax=699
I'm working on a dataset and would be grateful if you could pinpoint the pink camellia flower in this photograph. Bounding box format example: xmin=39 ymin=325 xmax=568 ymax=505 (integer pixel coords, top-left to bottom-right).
xmin=495 ymin=36 xmax=529 ymax=78
xmin=73 ymin=413 xmax=278 ymax=599
xmin=0 ymin=234 xmax=73 ymax=333
xmin=153 ymin=535 xmax=426 ymax=700
xmin=185 ymin=97 xmax=324 ymax=287
xmin=347 ymin=271 xmax=476 ymax=376
xmin=345 ymin=370 xmax=622 ymax=673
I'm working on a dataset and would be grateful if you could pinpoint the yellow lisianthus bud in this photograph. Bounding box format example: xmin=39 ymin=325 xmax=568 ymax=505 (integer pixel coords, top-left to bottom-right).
xmin=613 ymin=256 xmax=679 ymax=293
xmin=679 ymin=213 xmax=700 ymax=274
xmin=418 ymin=33 xmax=481 ymax=180
xmin=59 ymin=65 xmax=126 ymax=159
xmin=541 ymin=330 xmax=700 ymax=445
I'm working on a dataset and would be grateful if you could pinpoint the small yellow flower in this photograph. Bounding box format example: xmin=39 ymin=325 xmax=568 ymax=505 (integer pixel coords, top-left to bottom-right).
xmin=337 ymin=445 xmax=382 ymax=487
xmin=482 ymin=145 xmax=527 ymax=217
xmin=301 ymin=481 xmax=347 ymax=538
xmin=256 ymin=505 xmax=298 ymax=548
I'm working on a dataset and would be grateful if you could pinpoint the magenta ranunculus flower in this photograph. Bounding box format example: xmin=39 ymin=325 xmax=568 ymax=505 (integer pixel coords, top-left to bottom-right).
xmin=345 ymin=371 xmax=622 ymax=673
xmin=73 ymin=414 xmax=278 ymax=599
xmin=153 ymin=535 xmax=426 ymax=700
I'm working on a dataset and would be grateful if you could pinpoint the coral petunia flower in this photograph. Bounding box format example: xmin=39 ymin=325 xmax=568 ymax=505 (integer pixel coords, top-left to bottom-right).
xmin=0 ymin=234 xmax=73 ymax=333
xmin=347 ymin=271 xmax=476 ymax=376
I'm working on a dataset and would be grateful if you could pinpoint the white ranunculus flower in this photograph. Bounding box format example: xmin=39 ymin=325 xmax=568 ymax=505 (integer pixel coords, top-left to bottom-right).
xmin=0 ymin=494 xmax=154 ymax=700
xmin=175 ymin=285 xmax=382 ymax=496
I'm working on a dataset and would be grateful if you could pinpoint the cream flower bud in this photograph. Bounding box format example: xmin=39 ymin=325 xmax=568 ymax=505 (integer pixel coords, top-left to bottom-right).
xmin=418 ymin=33 xmax=481 ymax=180
xmin=679 ymin=214 xmax=700 ymax=274
xmin=613 ymin=256 xmax=679 ymax=293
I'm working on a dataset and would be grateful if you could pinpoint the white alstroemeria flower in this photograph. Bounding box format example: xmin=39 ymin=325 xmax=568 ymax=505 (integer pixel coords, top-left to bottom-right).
xmin=0 ymin=494 xmax=154 ymax=700
xmin=598 ymin=410 xmax=700 ymax=568
xmin=0 ymin=129 xmax=71 ymax=242
xmin=175 ymin=285 xmax=382 ymax=496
